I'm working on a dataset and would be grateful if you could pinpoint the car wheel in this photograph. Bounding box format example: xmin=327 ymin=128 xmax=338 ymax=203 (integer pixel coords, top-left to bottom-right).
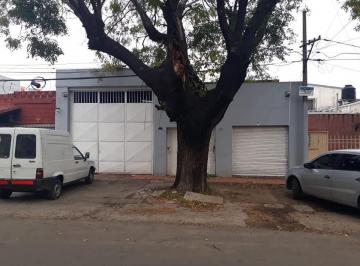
xmin=47 ymin=179 xmax=62 ymax=200
xmin=291 ymin=178 xmax=303 ymax=200
xmin=0 ymin=190 xmax=12 ymax=199
xmin=85 ymin=169 xmax=94 ymax=184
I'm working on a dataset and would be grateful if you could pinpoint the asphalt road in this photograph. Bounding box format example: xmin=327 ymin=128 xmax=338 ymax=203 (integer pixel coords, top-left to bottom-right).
xmin=0 ymin=218 xmax=359 ymax=266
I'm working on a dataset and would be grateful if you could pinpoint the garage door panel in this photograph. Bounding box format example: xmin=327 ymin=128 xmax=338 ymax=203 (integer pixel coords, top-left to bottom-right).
xmin=99 ymin=104 xmax=125 ymax=123
xmin=125 ymin=122 xmax=152 ymax=142
xmin=71 ymin=90 xmax=153 ymax=174
xmin=99 ymin=142 xmax=125 ymax=161
xmin=126 ymin=142 xmax=152 ymax=162
xmin=126 ymin=104 xmax=152 ymax=122
xmin=126 ymin=162 xmax=152 ymax=174
xmin=99 ymin=162 xmax=125 ymax=173
xmin=99 ymin=123 xmax=125 ymax=141
xmin=72 ymin=122 xmax=98 ymax=142
xmin=72 ymin=104 xmax=98 ymax=122
xmin=232 ymin=127 xmax=288 ymax=176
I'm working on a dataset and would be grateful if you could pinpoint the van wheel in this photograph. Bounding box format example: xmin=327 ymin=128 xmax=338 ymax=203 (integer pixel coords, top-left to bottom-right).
xmin=291 ymin=178 xmax=303 ymax=200
xmin=85 ymin=169 xmax=95 ymax=184
xmin=47 ymin=179 xmax=62 ymax=200
xmin=0 ymin=190 xmax=12 ymax=199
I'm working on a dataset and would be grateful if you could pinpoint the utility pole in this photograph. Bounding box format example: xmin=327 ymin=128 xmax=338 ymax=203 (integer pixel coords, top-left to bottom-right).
xmin=301 ymin=10 xmax=321 ymax=87
xmin=302 ymin=10 xmax=307 ymax=86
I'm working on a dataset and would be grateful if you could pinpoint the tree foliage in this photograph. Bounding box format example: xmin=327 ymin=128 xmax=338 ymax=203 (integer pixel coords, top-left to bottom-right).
xmin=343 ymin=0 xmax=360 ymax=30
xmin=0 ymin=0 xmax=300 ymax=79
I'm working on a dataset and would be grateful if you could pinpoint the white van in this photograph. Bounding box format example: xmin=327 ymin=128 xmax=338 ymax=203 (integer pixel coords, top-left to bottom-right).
xmin=0 ymin=128 xmax=95 ymax=200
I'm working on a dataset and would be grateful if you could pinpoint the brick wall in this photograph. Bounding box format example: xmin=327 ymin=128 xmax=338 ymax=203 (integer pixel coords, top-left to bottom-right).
xmin=309 ymin=113 xmax=360 ymax=136
xmin=0 ymin=91 xmax=55 ymax=125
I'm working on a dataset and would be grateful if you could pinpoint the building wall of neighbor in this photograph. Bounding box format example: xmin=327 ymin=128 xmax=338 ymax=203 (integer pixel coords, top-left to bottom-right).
xmin=308 ymin=84 xmax=342 ymax=111
xmin=0 ymin=75 xmax=20 ymax=94
xmin=0 ymin=91 xmax=55 ymax=126
xmin=56 ymin=69 xmax=307 ymax=177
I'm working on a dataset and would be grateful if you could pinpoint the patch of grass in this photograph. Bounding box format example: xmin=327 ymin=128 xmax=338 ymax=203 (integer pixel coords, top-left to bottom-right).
xmin=159 ymin=190 xmax=222 ymax=211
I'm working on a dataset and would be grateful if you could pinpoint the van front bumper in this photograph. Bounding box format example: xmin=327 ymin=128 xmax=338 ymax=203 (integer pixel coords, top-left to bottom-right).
xmin=0 ymin=178 xmax=57 ymax=192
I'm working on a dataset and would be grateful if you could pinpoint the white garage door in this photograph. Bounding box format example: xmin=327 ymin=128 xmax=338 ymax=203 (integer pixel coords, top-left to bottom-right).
xmin=70 ymin=90 xmax=153 ymax=174
xmin=167 ymin=128 xmax=216 ymax=176
xmin=232 ymin=127 xmax=288 ymax=176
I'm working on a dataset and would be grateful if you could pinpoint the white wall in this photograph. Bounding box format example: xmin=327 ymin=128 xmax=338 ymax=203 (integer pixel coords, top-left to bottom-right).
xmin=338 ymin=101 xmax=360 ymax=113
xmin=308 ymin=84 xmax=342 ymax=111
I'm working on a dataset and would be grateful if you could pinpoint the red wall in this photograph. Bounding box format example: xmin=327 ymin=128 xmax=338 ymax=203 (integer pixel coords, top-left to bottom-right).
xmin=309 ymin=114 xmax=360 ymax=136
xmin=0 ymin=91 xmax=55 ymax=125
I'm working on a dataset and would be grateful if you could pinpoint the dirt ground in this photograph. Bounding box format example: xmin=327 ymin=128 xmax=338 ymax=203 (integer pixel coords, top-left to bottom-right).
xmin=0 ymin=174 xmax=359 ymax=236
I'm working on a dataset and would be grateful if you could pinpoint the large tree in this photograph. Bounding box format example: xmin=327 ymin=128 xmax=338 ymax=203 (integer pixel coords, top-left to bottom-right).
xmin=344 ymin=0 xmax=360 ymax=29
xmin=0 ymin=0 xmax=300 ymax=192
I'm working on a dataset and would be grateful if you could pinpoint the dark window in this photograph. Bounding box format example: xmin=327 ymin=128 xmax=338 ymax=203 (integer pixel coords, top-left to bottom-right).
xmin=74 ymin=91 xmax=98 ymax=103
xmin=338 ymin=154 xmax=360 ymax=171
xmin=15 ymin=134 xmax=36 ymax=159
xmin=127 ymin=91 xmax=152 ymax=103
xmin=100 ymin=91 xmax=125 ymax=103
xmin=312 ymin=154 xmax=339 ymax=170
xmin=0 ymin=134 xmax=11 ymax=159
xmin=72 ymin=146 xmax=84 ymax=161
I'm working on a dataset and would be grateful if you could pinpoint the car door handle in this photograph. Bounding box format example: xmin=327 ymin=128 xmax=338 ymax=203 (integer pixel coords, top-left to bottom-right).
xmin=356 ymin=178 xmax=360 ymax=182
xmin=75 ymin=161 xmax=79 ymax=164
xmin=324 ymin=175 xmax=330 ymax=179
xmin=13 ymin=164 xmax=21 ymax=168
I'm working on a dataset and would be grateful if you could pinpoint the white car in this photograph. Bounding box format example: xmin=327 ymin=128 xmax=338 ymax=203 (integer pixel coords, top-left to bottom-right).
xmin=286 ymin=150 xmax=360 ymax=209
xmin=0 ymin=128 xmax=95 ymax=200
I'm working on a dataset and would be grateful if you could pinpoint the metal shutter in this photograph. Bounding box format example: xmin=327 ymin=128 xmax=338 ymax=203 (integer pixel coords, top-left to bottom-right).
xmin=232 ymin=127 xmax=288 ymax=176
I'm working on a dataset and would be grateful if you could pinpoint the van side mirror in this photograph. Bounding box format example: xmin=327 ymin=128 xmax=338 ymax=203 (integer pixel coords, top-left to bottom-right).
xmin=85 ymin=152 xmax=90 ymax=160
xmin=304 ymin=163 xmax=314 ymax=169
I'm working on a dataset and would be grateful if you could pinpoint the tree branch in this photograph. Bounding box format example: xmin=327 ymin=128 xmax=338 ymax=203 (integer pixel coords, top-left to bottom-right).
xmin=233 ymin=0 xmax=248 ymax=40
xmin=216 ymin=0 xmax=232 ymax=50
xmin=209 ymin=0 xmax=279 ymax=115
xmin=66 ymin=0 xmax=170 ymax=94
xmin=242 ymin=0 xmax=279 ymax=54
xmin=129 ymin=0 xmax=167 ymax=44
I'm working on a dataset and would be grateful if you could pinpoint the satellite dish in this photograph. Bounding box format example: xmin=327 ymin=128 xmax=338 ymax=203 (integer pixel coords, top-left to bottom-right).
xmin=29 ymin=77 xmax=46 ymax=91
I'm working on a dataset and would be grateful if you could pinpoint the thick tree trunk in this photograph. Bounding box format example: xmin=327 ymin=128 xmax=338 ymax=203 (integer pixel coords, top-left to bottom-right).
xmin=172 ymin=123 xmax=212 ymax=193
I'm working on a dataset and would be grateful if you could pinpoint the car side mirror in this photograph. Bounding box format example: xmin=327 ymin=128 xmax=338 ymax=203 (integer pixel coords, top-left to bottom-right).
xmin=304 ymin=163 xmax=314 ymax=169
xmin=85 ymin=152 xmax=90 ymax=160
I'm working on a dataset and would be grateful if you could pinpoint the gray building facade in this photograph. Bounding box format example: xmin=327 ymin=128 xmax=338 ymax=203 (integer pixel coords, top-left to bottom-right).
xmin=56 ymin=69 xmax=307 ymax=177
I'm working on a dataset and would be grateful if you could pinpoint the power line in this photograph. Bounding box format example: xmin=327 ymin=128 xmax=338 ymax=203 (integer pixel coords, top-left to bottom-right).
xmin=0 ymin=69 xmax=113 ymax=74
xmin=322 ymin=39 xmax=360 ymax=49
xmin=0 ymin=74 xmax=138 ymax=82
xmin=0 ymin=62 xmax=99 ymax=67
xmin=316 ymin=51 xmax=360 ymax=58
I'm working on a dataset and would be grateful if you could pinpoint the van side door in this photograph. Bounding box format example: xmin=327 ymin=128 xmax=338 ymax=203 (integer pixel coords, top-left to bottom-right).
xmin=0 ymin=129 xmax=14 ymax=181
xmin=72 ymin=146 xmax=89 ymax=180
xmin=11 ymin=133 xmax=41 ymax=181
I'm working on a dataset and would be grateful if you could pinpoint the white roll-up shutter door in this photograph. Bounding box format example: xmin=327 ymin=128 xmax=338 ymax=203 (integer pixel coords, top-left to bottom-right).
xmin=232 ymin=127 xmax=288 ymax=176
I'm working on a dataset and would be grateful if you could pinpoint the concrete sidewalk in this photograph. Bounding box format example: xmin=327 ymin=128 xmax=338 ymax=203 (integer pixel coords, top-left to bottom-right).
xmin=107 ymin=174 xmax=285 ymax=185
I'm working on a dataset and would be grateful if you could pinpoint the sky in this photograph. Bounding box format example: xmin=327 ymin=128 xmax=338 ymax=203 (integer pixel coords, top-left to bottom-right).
xmin=0 ymin=0 xmax=359 ymax=92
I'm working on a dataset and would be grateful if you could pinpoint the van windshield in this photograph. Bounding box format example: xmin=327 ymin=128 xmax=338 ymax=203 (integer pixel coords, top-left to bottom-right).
xmin=0 ymin=134 xmax=11 ymax=159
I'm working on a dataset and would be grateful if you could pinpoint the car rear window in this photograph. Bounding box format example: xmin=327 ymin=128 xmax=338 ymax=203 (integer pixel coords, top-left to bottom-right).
xmin=15 ymin=134 xmax=36 ymax=159
xmin=0 ymin=134 xmax=11 ymax=159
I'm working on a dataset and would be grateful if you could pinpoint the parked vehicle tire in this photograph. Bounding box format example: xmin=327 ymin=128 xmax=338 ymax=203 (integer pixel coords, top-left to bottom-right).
xmin=85 ymin=169 xmax=95 ymax=184
xmin=291 ymin=178 xmax=303 ymax=200
xmin=0 ymin=190 xmax=12 ymax=199
xmin=47 ymin=179 xmax=62 ymax=200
